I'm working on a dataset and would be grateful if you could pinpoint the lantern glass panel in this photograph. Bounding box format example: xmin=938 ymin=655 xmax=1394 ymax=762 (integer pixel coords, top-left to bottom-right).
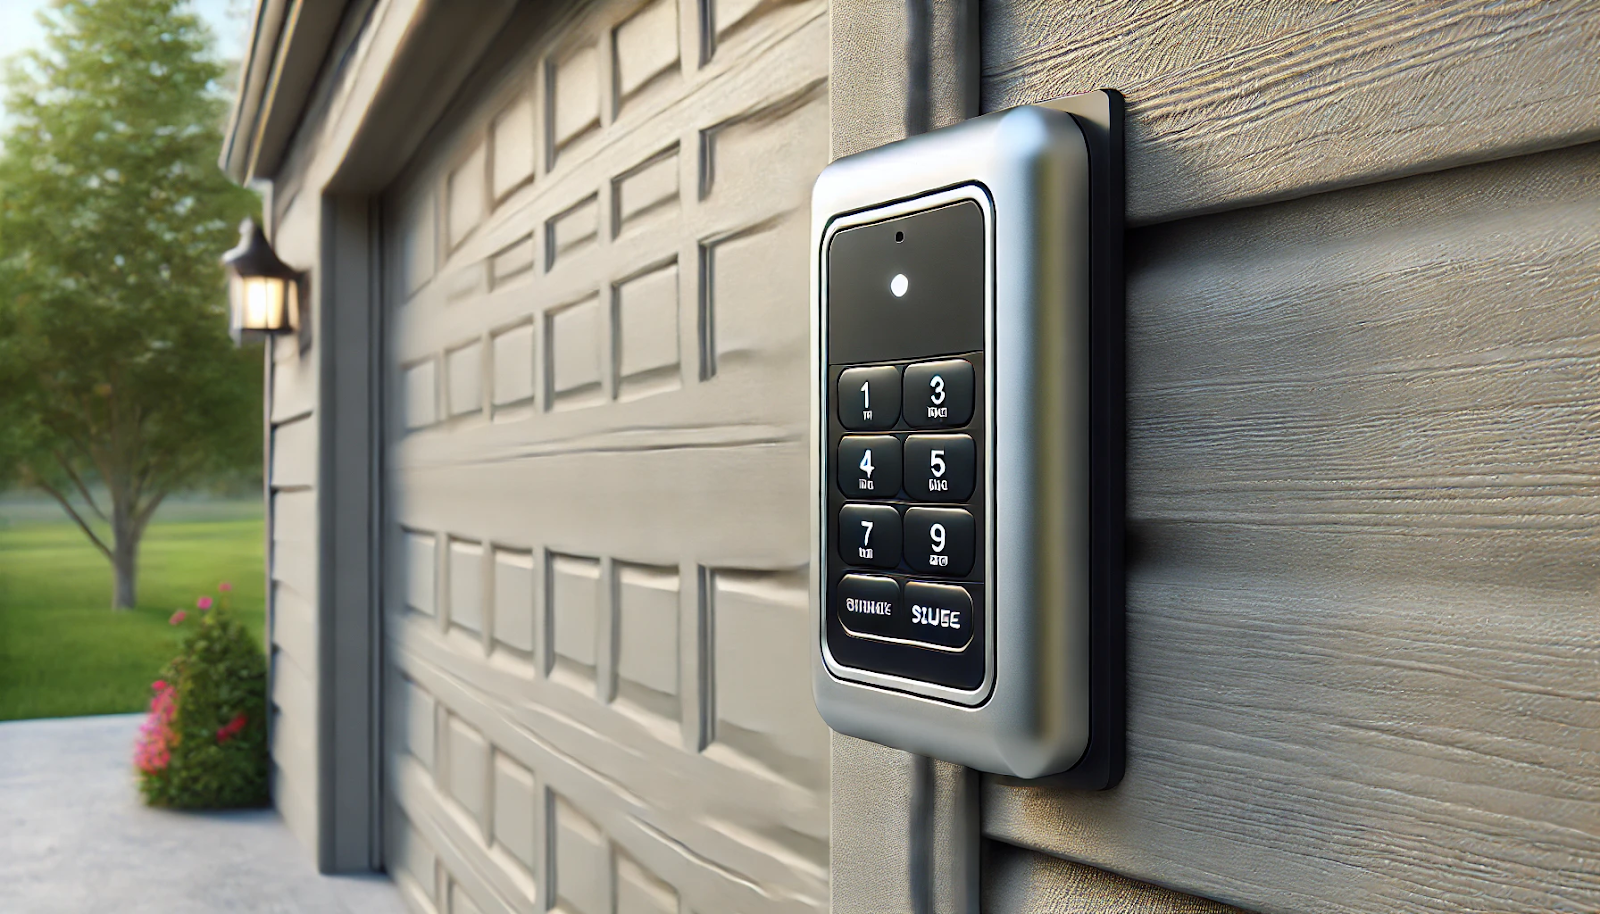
xmin=230 ymin=274 xmax=297 ymax=332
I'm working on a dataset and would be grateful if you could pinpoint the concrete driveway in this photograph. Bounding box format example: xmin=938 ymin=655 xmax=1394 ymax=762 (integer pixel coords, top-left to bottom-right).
xmin=0 ymin=714 xmax=407 ymax=913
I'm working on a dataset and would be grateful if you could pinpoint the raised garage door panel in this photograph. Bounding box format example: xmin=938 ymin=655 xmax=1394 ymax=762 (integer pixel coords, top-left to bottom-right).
xmin=381 ymin=1 xmax=830 ymax=912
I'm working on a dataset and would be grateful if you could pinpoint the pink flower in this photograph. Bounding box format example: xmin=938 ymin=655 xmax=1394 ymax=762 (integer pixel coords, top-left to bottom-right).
xmin=216 ymin=712 xmax=249 ymax=744
xmin=196 ymin=596 xmax=213 ymax=610
xmin=168 ymin=611 xmax=186 ymax=625
xmin=151 ymin=679 xmax=166 ymax=691
xmin=135 ymin=682 xmax=178 ymax=774
xmin=218 ymin=582 xmax=232 ymax=593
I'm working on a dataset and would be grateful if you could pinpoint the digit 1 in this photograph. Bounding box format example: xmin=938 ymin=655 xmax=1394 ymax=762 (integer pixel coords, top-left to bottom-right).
xmin=861 ymin=379 xmax=870 ymax=410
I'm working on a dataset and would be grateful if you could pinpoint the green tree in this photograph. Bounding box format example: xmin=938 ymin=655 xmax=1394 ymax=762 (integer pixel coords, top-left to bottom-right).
xmin=0 ymin=0 xmax=261 ymax=609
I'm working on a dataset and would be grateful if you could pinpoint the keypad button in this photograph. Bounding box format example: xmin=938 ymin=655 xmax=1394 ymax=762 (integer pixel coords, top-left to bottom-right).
xmin=839 ymin=504 xmax=901 ymax=569
xmin=903 ymin=581 xmax=976 ymax=651
xmin=903 ymin=359 xmax=974 ymax=428
xmin=903 ymin=434 xmax=974 ymax=502
xmin=836 ymin=574 xmax=902 ymax=640
xmin=837 ymin=435 xmax=901 ymax=499
xmin=903 ymin=507 xmax=975 ymax=576
xmin=838 ymin=366 xmax=901 ymax=430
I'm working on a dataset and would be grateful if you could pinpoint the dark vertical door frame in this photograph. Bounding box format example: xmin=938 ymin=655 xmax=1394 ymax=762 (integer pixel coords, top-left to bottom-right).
xmin=316 ymin=194 xmax=386 ymax=873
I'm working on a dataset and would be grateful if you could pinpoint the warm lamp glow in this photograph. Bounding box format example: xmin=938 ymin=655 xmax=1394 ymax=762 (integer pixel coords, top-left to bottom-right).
xmin=221 ymin=219 xmax=302 ymax=342
xmin=229 ymin=274 xmax=298 ymax=332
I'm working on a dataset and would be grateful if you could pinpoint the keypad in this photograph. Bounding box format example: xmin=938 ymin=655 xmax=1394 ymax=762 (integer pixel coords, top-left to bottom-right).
xmin=827 ymin=353 xmax=984 ymax=657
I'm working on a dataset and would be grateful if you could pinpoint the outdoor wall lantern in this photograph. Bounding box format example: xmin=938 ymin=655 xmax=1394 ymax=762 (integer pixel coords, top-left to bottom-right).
xmin=222 ymin=218 xmax=302 ymax=343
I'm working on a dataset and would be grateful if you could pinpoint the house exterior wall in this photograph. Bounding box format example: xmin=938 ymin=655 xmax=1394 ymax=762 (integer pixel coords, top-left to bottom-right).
xmin=239 ymin=0 xmax=1599 ymax=911
xmin=977 ymin=4 xmax=1600 ymax=911
xmin=265 ymin=245 xmax=322 ymax=860
xmin=830 ymin=2 xmax=1600 ymax=913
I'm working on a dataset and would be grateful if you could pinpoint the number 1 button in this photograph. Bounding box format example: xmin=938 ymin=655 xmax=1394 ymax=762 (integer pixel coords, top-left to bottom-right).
xmin=837 ymin=435 xmax=901 ymax=499
xmin=839 ymin=504 xmax=900 ymax=569
xmin=838 ymin=366 xmax=900 ymax=430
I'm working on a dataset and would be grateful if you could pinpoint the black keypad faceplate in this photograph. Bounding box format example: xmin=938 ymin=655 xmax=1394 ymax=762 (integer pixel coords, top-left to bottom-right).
xmin=824 ymin=200 xmax=988 ymax=691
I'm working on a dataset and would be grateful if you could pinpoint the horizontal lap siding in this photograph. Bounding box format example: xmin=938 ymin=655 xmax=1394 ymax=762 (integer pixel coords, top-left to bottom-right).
xmin=984 ymin=842 xmax=1246 ymax=914
xmin=983 ymin=0 xmax=1600 ymax=224
xmin=978 ymin=0 xmax=1600 ymax=905
xmin=268 ymin=301 xmax=320 ymax=860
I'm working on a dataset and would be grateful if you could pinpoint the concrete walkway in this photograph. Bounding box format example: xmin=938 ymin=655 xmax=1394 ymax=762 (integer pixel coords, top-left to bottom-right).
xmin=0 ymin=714 xmax=408 ymax=914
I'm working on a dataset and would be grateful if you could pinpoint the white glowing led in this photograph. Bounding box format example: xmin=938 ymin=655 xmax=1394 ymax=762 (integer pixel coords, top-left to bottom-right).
xmin=890 ymin=273 xmax=909 ymax=297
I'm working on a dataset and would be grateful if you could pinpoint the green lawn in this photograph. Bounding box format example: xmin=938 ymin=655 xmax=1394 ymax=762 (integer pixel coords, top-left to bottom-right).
xmin=0 ymin=496 xmax=266 ymax=721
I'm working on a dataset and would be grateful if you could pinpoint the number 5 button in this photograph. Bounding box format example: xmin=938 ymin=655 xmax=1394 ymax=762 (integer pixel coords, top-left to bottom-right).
xmin=837 ymin=435 xmax=901 ymax=499
xmin=904 ymin=434 xmax=974 ymax=502
xmin=904 ymin=507 xmax=975 ymax=576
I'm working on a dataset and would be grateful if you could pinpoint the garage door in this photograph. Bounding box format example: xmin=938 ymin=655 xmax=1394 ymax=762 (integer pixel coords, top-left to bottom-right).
xmin=379 ymin=1 xmax=830 ymax=911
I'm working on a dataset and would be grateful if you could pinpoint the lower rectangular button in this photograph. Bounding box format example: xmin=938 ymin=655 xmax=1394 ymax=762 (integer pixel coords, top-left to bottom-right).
xmin=903 ymin=581 xmax=975 ymax=651
xmin=836 ymin=574 xmax=901 ymax=640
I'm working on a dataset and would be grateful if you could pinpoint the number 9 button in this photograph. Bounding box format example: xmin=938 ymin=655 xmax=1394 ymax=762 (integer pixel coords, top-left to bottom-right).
xmin=904 ymin=507 xmax=975 ymax=576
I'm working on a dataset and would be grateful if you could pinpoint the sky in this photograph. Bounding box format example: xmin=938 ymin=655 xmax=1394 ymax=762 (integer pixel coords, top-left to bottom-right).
xmin=0 ymin=0 xmax=251 ymax=69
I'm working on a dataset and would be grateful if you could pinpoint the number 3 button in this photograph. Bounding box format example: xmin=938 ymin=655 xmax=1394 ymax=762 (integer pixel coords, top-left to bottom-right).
xmin=903 ymin=434 xmax=974 ymax=502
xmin=903 ymin=359 xmax=973 ymax=428
xmin=903 ymin=508 xmax=975 ymax=575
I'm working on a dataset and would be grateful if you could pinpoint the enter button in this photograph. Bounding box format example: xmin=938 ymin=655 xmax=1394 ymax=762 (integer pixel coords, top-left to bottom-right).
xmin=902 ymin=581 xmax=975 ymax=651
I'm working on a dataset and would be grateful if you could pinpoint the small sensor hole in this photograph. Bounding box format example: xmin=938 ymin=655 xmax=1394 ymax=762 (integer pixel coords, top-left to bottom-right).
xmin=895 ymin=231 xmax=904 ymax=243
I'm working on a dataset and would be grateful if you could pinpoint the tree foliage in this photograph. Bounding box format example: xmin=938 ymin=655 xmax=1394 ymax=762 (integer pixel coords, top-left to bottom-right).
xmin=0 ymin=0 xmax=261 ymax=609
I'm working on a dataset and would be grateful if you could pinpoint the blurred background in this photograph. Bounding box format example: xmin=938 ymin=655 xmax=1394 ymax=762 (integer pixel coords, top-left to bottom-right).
xmin=0 ymin=0 xmax=261 ymax=725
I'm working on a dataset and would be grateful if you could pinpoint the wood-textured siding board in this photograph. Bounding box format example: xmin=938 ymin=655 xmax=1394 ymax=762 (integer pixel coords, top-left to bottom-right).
xmin=270 ymin=335 xmax=317 ymax=422
xmin=983 ymin=142 xmax=1600 ymax=914
xmin=270 ymin=580 xmax=318 ymax=677
xmin=982 ymin=0 xmax=1600 ymax=224
xmin=986 ymin=842 xmax=1248 ymax=914
xmin=270 ymin=414 xmax=316 ymax=489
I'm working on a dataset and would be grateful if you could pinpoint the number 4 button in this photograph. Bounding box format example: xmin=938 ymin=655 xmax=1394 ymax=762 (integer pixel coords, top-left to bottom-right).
xmin=837 ymin=435 xmax=902 ymax=499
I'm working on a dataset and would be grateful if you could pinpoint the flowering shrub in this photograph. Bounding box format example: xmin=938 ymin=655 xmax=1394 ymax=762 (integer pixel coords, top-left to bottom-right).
xmin=136 ymin=583 xmax=268 ymax=808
